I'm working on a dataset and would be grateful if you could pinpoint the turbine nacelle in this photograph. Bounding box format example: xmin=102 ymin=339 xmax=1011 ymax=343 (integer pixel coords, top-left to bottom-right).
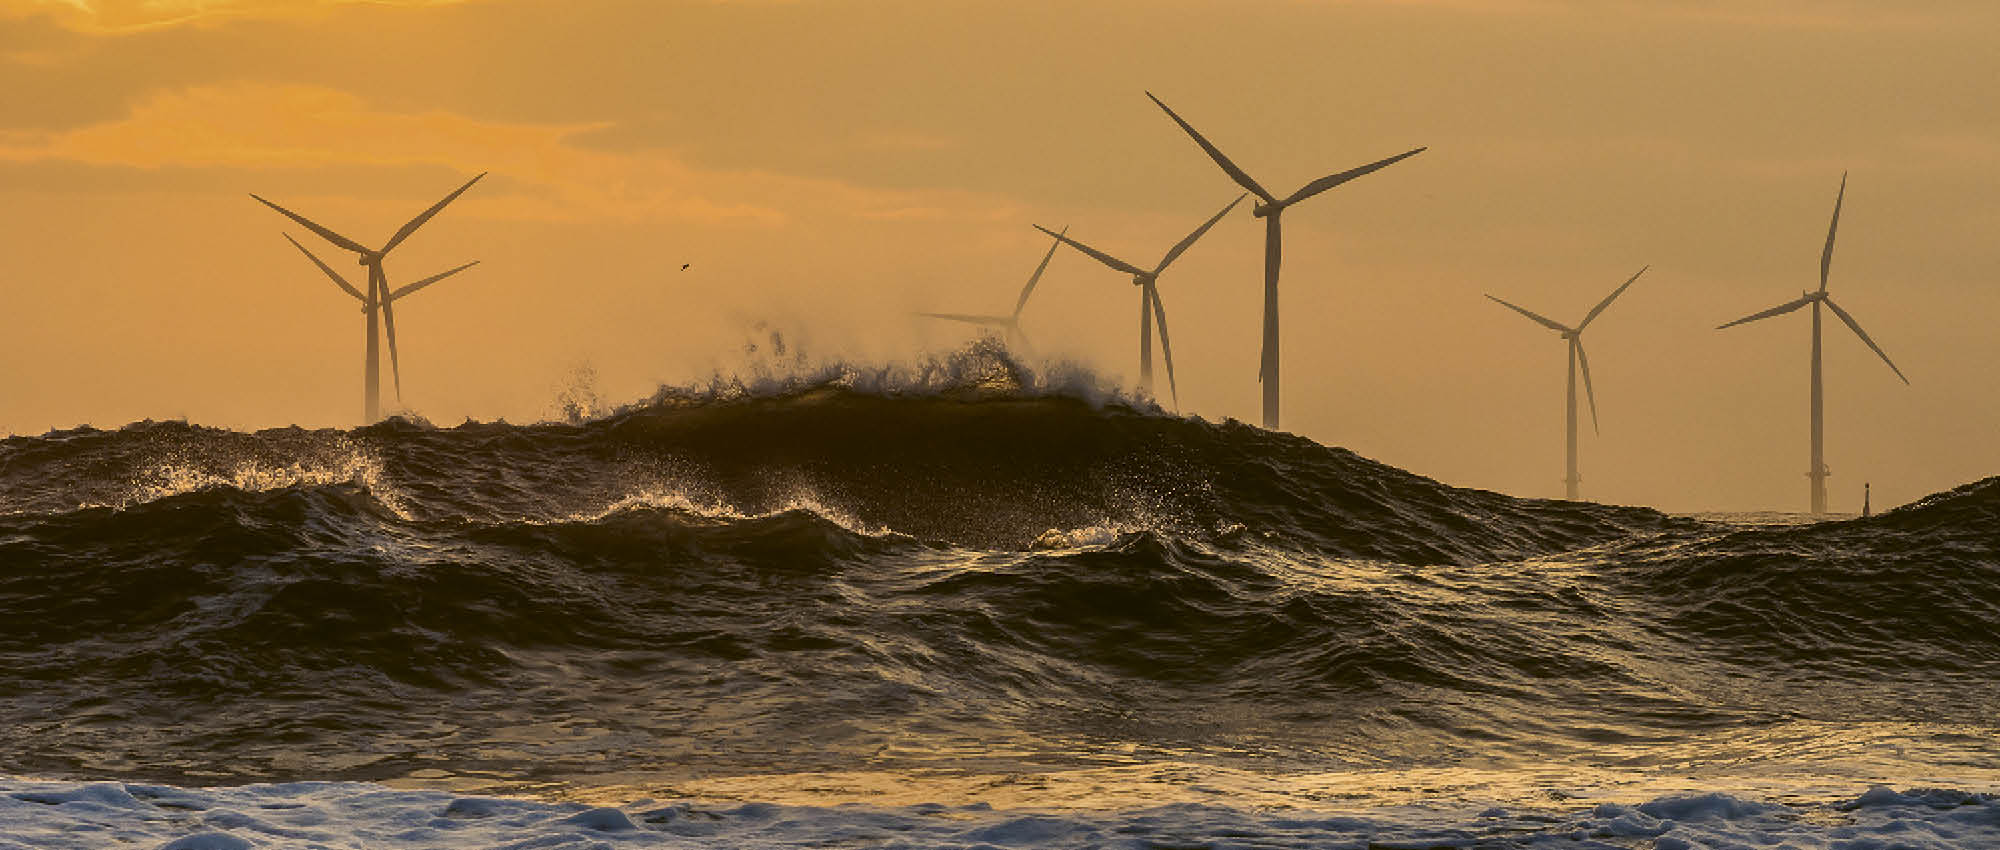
xmin=1131 ymin=273 xmax=1156 ymax=287
xmin=1251 ymin=201 xmax=1284 ymax=218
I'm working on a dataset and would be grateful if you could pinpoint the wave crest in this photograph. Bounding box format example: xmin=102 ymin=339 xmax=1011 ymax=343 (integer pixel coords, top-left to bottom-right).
xmin=600 ymin=338 xmax=1153 ymax=424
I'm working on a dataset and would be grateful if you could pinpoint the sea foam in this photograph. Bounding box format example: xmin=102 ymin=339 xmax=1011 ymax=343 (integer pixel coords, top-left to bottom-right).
xmin=2 ymin=779 xmax=1994 ymax=849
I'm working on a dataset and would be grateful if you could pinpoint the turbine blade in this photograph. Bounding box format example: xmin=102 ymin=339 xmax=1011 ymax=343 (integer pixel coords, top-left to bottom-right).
xmin=1033 ymin=225 xmax=1147 ymax=276
xmin=1577 ymin=265 xmax=1648 ymax=331
xmin=388 ymin=261 xmax=480 ymax=301
xmin=917 ymin=311 xmax=1010 ymax=326
xmin=1281 ymin=147 xmax=1428 ymax=207
xmin=1485 ymin=294 xmax=1570 ymax=333
xmin=1574 ymin=338 xmax=1600 ymax=436
xmin=251 ymin=194 xmax=371 ymax=255
xmin=1145 ymin=91 xmax=1276 ymax=204
xmin=283 ymin=233 xmax=366 ymax=302
xmin=1014 ymin=226 xmax=1066 ymax=318
xmin=376 ymin=268 xmax=404 ymax=402
xmin=1716 ymin=295 xmax=1813 ymax=330
xmin=1821 ymin=172 xmax=1845 ymax=293
xmin=381 ymin=172 xmax=486 ymax=256
xmin=1154 ymin=194 xmax=1248 ymax=274
xmin=1823 ymin=296 xmax=1909 ymax=384
xmin=1147 ymin=281 xmax=1178 ymax=408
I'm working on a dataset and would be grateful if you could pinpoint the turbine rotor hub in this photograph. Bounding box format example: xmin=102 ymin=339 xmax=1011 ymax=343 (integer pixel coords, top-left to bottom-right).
xmin=1252 ymin=202 xmax=1280 ymax=218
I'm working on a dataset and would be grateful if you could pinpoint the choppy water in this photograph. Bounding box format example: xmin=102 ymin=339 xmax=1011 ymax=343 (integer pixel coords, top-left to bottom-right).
xmin=1 ymin=358 xmax=1995 ymax=840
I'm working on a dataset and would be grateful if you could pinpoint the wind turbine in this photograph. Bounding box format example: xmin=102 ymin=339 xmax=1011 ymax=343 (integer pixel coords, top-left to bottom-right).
xmin=1486 ymin=266 xmax=1648 ymax=501
xmin=252 ymin=173 xmax=485 ymax=423
xmin=917 ymin=227 xmax=1067 ymax=353
xmin=1034 ymin=194 xmax=1245 ymax=407
xmin=1147 ymin=91 xmax=1425 ymax=431
xmin=1717 ymin=173 xmax=1908 ymax=515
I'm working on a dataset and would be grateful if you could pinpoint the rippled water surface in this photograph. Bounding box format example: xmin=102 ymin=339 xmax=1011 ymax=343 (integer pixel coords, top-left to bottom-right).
xmin=2 ymin=374 xmax=1995 ymax=818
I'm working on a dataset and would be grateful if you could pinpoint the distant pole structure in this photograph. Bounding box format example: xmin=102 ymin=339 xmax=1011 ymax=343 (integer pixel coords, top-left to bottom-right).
xmin=1146 ymin=91 xmax=1425 ymax=431
xmin=252 ymin=173 xmax=486 ymax=424
xmin=1863 ymin=482 xmax=1871 ymax=518
xmin=1716 ymin=174 xmax=1908 ymax=515
xmin=1034 ymin=194 xmax=1246 ymax=408
xmin=1485 ymin=267 xmax=1648 ymax=501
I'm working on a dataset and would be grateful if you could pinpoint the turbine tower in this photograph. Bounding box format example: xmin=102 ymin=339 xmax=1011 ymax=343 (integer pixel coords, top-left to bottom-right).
xmin=917 ymin=227 xmax=1068 ymax=353
xmin=1717 ymin=173 xmax=1908 ymax=515
xmin=252 ymin=173 xmax=485 ymax=423
xmin=1147 ymin=91 xmax=1424 ymax=431
xmin=282 ymin=236 xmax=478 ymax=420
xmin=1034 ymin=194 xmax=1246 ymax=407
xmin=1485 ymin=266 xmax=1648 ymax=500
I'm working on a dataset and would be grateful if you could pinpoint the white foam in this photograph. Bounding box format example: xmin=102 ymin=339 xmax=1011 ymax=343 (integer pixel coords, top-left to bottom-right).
xmin=566 ymin=486 xmax=895 ymax=539
xmin=1031 ymin=525 xmax=1125 ymax=550
xmin=85 ymin=439 xmax=411 ymax=519
xmin=594 ymin=338 xmax=1158 ymax=425
xmin=1 ymin=779 xmax=1992 ymax=849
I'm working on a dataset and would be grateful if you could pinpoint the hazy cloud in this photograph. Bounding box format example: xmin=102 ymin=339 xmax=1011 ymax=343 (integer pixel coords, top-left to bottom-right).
xmin=1 ymin=0 xmax=480 ymax=32
xmin=0 ymin=81 xmax=1026 ymax=227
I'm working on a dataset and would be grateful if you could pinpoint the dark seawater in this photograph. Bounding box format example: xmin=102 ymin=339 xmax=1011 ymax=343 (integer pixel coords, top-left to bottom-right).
xmin=2 ymin=369 xmax=1996 ymax=805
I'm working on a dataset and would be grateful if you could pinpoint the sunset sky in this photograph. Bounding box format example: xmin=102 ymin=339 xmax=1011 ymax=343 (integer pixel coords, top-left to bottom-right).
xmin=3 ymin=0 xmax=1996 ymax=513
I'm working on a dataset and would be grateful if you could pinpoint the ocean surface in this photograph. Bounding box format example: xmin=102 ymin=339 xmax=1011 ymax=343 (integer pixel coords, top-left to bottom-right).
xmin=2 ymin=359 xmax=1996 ymax=847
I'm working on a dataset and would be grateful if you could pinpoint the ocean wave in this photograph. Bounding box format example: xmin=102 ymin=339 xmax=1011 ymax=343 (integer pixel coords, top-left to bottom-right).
xmin=1 ymin=374 xmax=1674 ymax=557
xmin=598 ymin=338 xmax=1152 ymax=421
xmin=0 ymin=422 xmax=409 ymax=519
xmin=0 ymin=376 xmax=1993 ymax=791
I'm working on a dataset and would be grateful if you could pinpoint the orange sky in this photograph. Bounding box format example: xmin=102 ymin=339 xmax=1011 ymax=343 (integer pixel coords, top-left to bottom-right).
xmin=3 ymin=0 xmax=1997 ymax=513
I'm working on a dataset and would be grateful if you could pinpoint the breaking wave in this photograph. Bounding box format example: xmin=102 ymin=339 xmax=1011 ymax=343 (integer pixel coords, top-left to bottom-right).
xmin=0 ymin=355 xmax=1994 ymax=798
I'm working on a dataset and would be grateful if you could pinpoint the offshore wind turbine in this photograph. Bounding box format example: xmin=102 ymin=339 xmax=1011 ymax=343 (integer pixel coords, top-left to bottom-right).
xmin=1034 ymin=194 xmax=1245 ymax=407
xmin=1147 ymin=91 xmax=1425 ymax=431
xmin=917 ymin=227 xmax=1068 ymax=353
xmin=1717 ymin=173 xmax=1908 ymax=515
xmin=1486 ymin=266 xmax=1648 ymax=501
xmin=252 ymin=173 xmax=486 ymax=423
